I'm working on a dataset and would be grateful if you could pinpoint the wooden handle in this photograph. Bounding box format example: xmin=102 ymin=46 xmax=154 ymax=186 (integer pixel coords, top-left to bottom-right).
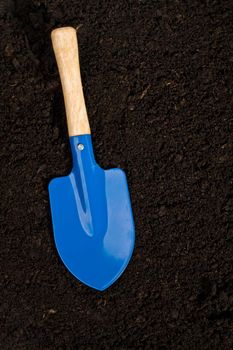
xmin=51 ymin=27 xmax=91 ymax=136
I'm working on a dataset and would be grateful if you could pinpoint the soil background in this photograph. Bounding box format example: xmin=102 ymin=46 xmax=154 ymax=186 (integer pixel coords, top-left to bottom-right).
xmin=1 ymin=1 xmax=233 ymax=349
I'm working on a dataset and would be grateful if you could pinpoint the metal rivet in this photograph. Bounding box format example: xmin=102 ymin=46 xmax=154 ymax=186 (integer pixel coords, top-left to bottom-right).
xmin=77 ymin=143 xmax=84 ymax=151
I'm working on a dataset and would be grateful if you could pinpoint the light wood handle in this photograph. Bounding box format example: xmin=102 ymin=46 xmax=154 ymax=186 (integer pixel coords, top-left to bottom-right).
xmin=51 ymin=27 xmax=91 ymax=136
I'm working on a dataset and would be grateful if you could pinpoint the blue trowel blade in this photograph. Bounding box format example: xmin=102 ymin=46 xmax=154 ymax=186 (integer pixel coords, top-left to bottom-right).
xmin=49 ymin=135 xmax=135 ymax=291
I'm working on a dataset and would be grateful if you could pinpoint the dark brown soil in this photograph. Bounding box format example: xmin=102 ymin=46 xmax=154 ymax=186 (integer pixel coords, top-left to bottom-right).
xmin=1 ymin=1 xmax=233 ymax=349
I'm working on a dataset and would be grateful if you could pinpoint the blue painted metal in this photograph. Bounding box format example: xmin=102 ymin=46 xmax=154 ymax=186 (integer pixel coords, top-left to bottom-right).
xmin=49 ymin=135 xmax=135 ymax=291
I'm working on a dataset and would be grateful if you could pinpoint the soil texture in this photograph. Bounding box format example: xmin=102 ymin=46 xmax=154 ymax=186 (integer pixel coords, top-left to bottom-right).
xmin=1 ymin=1 xmax=233 ymax=349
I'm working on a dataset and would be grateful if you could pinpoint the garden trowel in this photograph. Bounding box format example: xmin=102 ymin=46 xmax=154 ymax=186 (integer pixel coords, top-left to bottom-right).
xmin=48 ymin=27 xmax=135 ymax=291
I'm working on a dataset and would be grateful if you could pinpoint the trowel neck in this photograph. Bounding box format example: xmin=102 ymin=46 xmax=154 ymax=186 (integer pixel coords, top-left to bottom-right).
xmin=69 ymin=134 xmax=96 ymax=170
